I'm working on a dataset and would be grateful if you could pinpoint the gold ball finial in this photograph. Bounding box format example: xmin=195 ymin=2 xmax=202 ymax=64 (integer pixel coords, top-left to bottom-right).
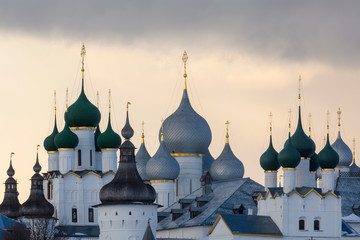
xmin=182 ymin=51 xmax=188 ymax=89
xmin=337 ymin=107 xmax=342 ymax=131
xmin=127 ymin=102 xmax=131 ymax=112
xmin=225 ymin=120 xmax=230 ymax=143
xmin=141 ymin=121 xmax=145 ymax=143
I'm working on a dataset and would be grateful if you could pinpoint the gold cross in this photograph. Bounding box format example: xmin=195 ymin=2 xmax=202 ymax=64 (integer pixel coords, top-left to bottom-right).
xmin=10 ymin=152 xmax=14 ymax=161
xmin=269 ymin=112 xmax=273 ymax=136
xmin=81 ymin=43 xmax=86 ymax=78
xmin=127 ymin=102 xmax=131 ymax=111
xmin=182 ymin=51 xmax=188 ymax=89
xmin=37 ymin=144 xmax=40 ymax=153
xmin=337 ymin=107 xmax=342 ymax=130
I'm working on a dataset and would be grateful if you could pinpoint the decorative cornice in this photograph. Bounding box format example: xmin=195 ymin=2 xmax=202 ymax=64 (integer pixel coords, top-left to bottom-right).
xmin=265 ymin=170 xmax=278 ymax=173
xmin=283 ymin=168 xmax=296 ymax=170
xmin=47 ymin=151 xmax=59 ymax=153
xmin=101 ymin=148 xmax=118 ymax=151
xmin=171 ymin=153 xmax=204 ymax=157
xmin=70 ymin=127 xmax=96 ymax=131
xmin=322 ymin=168 xmax=335 ymax=171
xmin=150 ymin=180 xmax=174 ymax=183
xmin=58 ymin=148 xmax=75 ymax=151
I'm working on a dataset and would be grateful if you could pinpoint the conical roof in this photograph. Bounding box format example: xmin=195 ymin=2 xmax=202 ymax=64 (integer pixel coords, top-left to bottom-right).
xmin=99 ymin=110 xmax=156 ymax=204
xmin=20 ymin=154 xmax=54 ymax=218
xmin=210 ymin=135 xmax=244 ymax=181
xmin=97 ymin=113 xmax=121 ymax=149
xmin=135 ymin=135 xmax=152 ymax=181
xmin=142 ymin=222 xmax=155 ymax=240
xmin=44 ymin=116 xmax=59 ymax=152
xmin=332 ymin=132 xmax=352 ymax=167
xmin=95 ymin=125 xmax=102 ymax=152
xmin=0 ymin=160 xmax=21 ymax=219
xmin=278 ymin=133 xmax=301 ymax=168
xmin=161 ymin=89 xmax=212 ymax=154
xmin=260 ymin=135 xmax=279 ymax=171
xmin=146 ymin=133 xmax=180 ymax=181
xmin=67 ymin=79 xmax=101 ymax=128
xmin=318 ymin=133 xmax=339 ymax=169
xmin=54 ymin=121 xmax=79 ymax=149
xmin=289 ymin=106 xmax=316 ymax=158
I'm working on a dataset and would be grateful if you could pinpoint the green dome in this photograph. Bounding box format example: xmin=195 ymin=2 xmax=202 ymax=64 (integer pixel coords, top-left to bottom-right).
xmin=309 ymin=152 xmax=319 ymax=171
xmin=66 ymin=80 xmax=101 ymax=128
xmin=318 ymin=133 xmax=339 ymax=169
xmin=95 ymin=125 xmax=102 ymax=152
xmin=44 ymin=116 xmax=59 ymax=152
xmin=289 ymin=107 xmax=316 ymax=158
xmin=54 ymin=122 xmax=79 ymax=149
xmin=97 ymin=113 xmax=121 ymax=149
xmin=278 ymin=133 xmax=301 ymax=168
xmin=260 ymin=135 xmax=280 ymax=171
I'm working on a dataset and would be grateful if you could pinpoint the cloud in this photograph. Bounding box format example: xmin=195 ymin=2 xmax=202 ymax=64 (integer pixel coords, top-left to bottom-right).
xmin=0 ymin=1 xmax=359 ymax=66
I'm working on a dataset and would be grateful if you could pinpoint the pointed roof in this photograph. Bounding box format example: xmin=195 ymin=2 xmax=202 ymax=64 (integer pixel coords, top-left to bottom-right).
xmin=44 ymin=116 xmax=59 ymax=152
xmin=142 ymin=222 xmax=155 ymax=240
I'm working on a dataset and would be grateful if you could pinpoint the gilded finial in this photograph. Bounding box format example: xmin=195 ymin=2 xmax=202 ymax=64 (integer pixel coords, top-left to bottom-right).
xmin=81 ymin=43 xmax=86 ymax=80
xmin=298 ymin=75 xmax=301 ymax=106
xmin=323 ymin=136 xmax=326 ymax=146
xmin=308 ymin=112 xmax=312 ymax=137
xmin=54 ymin=90 xmax=57 ymax=114
xmin=10 ymin=152 xmax=15 ymax=161
xmin=353 ymin=138 xmax=356 ymax=160
xmin=141 ymin=121 xmax=145 ymax=143
xmin=326 ymin=110 xmax=330 ymax=134
xmin=108 ymin=89 xmax=111 ymax=113
xmin=37 ymin=144 xmax=40 ymax=153
xmin=127 ymin=102 xmax=131 ymax=112
xmin=161 ymin=119 xmax=164 ymax=141
xmin=288 ymin=108 xmax=292 ymax=133
xmin=182 ymin=51 xmax=188 ymax=90
xmin=66 ymin=88 xmax=69 ymax=111
xmin=269 ymin=112 xmax=273 ymax=136
xmin=225 ymin=120 xmax=230 ymax=143
xmin=96 ymin=91 xmax=100 ymax=109
xmin=337 ymin=107 xmax=342 ymax=132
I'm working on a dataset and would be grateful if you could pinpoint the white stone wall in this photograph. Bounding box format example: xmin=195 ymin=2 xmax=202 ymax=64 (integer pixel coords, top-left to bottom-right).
xmin=95 ymin=152 xmax=102 ymax=171
xmin=151 ymin=181 xmax=175 ymax=210
xmin=48 ymin=152 xmax=59 ymax=171
xmin=265 ymin=171 xmax=277 ymax=190
xmin=59 ymin=149 xmax=75 ymax=174
xmin=98 ymin=204 xmax=157 ymax=240
xmin=174 ymin=155 xmax=202 ymax=201
xmin=296 ymin=158 xmax=310 ymax=187
xmin=73 ymin=129 xmax=96 ymax=171
xmin=157 ymin=225 xmax=211 ymax=239
xmin=101 ymin=149 xmax=117 ymax=172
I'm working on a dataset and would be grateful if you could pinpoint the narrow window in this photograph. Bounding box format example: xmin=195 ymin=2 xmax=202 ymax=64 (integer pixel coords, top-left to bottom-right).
xmin=47 ymin=181 xmax=51 ymax=200
xmin=299 ymin=219 xmax=305 ymax=230
xmin=176 ymin=179 xmax=179 ymax=197
xmin=88 ymin=208 xmax=94 ymax=222
xmin=190 ymin=179 xmax=192 ymax=193
xmin=314 ymin=220 xmax=320 ymax=231
xmin=72 ymin=208 xmax=78 ymax=223
xmin=90 ymin=150 xmax=93 ymax=166
xmin=78 ymin=150 xmax=82 ymax=166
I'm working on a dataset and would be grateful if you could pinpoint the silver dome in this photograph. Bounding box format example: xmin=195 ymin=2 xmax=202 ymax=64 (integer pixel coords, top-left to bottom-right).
xmin=146 ymin=141 xmax=180 ymax=180
xmin=209 ymin=142 xmax=244 ymax=181
xmin=332 ymin=132 xmax=352 ymax=167
xmin=350 ymin=159 xmax=360 ymax=173
xmin=161 ymin=89 xmax=212 ymax=154
xmin=136 ymin=141 xmax=151 ymax=181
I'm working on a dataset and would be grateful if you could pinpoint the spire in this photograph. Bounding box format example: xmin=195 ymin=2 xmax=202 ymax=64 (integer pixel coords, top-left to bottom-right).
xmin=54 ymin=90 xmax=57 ymax=115
xmin=34 ymin=145 xmax=41 ymax=173
xmin=298 ymin=75 xmax=301 ymax=106
xmin=327 ymin=110 xmax=330 ymax=136
xmin=182 ymin=51 xmax=188 ymax=90
xmin=8 ymin=153 xmax=15 ymax=177
xmin=108 ymin=89 xmax=111 ymax=113
xmin=141 ymin=121 xmax=145 ymax=143
xmin=353 ymin=138 xmax=356 ymax=161
xmin=337 ymin=107 xmax=342 ymax=132
xmin=225 ymin=120 xmax=230 ymax=143
xmin=97 ymin=91 xmax=100 ymax=108
xmin=269 ymin=112 xmax=273 ymax=136
xmin=66 ymin=88 xmax=69 ymax=110
xmin=288 ymin=108 xmax=292 ymax=134
xmin=81 ymin=43 xmax=86 ymax=88
xmin=161 ymin=119 xmax=164 ymax=142
xmin=308 ymin=112 xmax=312 ymax=137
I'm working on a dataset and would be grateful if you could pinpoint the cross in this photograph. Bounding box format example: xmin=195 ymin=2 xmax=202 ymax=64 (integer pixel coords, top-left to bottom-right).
xmin=127 ymin=102 xmax=131 ymax=111
xmin=269 ymin=112 xmax=273 ymax=135
xmin=337 ymin=107 xmax=342 ymax=129
xmin=66 ymin=88 xmax=69 ymax=110
xmin=81 ymin=43 xmax=86 ymax=76
xmin=308 ymin=112 xmax=312 ymax=136
xmin=160 ymin=118 xmax=164 ymax=141
xmin=54 ymin=90 xmax=57 ymax=114
xmin=326 ymin=110 xmax=330 ymax=131
xmin=37 ymin=144 xmax=40 ymax=153
xmin=10 ymin=152 xmax=14 ymax=161
xmin=182 ymin=51 xmax=188 ymax=89
xmin=141 ymin=121 xmax=145 ymax=143
xmin=298 ymin=75 xmax=302 ymax=103
xmin=108 ymin=89 xmax=111 ymax=112
xmin=353 ymin=138 xmax=356 ymax=159
xmin=288 ymin=108 xmax=292 ymax=131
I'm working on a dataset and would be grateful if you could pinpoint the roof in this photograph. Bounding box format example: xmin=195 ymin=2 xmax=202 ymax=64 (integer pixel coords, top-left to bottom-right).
xmin=55 ymin=225 xmax=99 ymax=237
xmin=208 ymin=214 xmax=282 ymax=237
xmin=258 ymin=186 xmax=339 ymax=200
xmin=0 ymin=214 xmax=27 ymax=238
xmin=44 ymin=170 xmax=115 ymax=179
xmin=157 ymin=178 xmax=263 ymax=230
xmin=335 ymin=177 xmax=360 ymax=216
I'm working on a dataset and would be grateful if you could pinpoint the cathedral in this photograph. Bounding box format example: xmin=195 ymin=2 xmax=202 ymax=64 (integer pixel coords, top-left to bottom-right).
xmin=0 ymin=45 xmax=360 ymax=240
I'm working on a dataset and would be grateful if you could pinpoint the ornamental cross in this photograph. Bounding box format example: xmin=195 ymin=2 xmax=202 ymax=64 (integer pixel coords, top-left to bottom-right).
xmin=10 ymin=152 xmax=14 ymax=161
xmin=182 ymin=51 xmax=188 ymax=89
xmin=337 ymin=107 xmax=342 ymax=128
xmin=81 ymin=44 xmax=86 ymax=74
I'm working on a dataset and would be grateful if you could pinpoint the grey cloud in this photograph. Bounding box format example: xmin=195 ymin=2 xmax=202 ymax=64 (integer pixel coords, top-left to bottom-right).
xmin=0 ymin=0 xmax=359 ymax=66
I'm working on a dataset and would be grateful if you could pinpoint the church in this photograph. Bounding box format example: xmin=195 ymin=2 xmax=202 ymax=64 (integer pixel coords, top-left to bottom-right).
xmin=0 ymin=45 xmax=360 ymax=240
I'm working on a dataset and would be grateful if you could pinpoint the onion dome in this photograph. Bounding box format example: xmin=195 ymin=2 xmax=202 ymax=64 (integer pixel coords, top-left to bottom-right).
xmin=95 ymin=125 xmax=102 ymax=152
xmin=260 ymin=117 xmax=280 ymax=171
xmin=161 ymin=52 xmax=211 ymax=154
xmin=100 ymin=109 xmax=156 ymax=204
xmin=135 ymin=125 xmax=152 ymax=181
xmin=332 ymin=108 xmax=352 ymax=167
xmin=0 ymin=157 xmax=21 ymax=219
xmin=309 ymin=152 xmax=319 ymax=172
xmin=54 ymin=121 xmax=79 ymax=149
xmin=44 ymin=116 xmax=59 ymax=152
xmin=202 ymin=149 xmax=215 ymax=172
xmin=318 ymin=127 xmax=339 ymax=169
xmin=146 ymin=129 xmax=180 ymax=180
xmin=288 ymin=106 xmax=315 ymax=158
xmin=210 ymin=125 xmax=244 ymax=181
xmin=97 ymin=113 xmax=121 ymax=149
xmin=349 ymin=138 xmax=360 ymax=174
xmin=66 ymin=45 xmax=101 ymax=128
xmin=20 ymin=152 xmax=54 ymax=218
xmin=278 ymin=132 xmax=301 ymax=168
xmin=121 ymin=103 xmax=134 ymax=140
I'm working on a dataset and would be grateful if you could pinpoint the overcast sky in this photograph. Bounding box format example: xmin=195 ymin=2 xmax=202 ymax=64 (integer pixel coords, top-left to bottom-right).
xmin=0 ymin=1 xmax=359 ymax=202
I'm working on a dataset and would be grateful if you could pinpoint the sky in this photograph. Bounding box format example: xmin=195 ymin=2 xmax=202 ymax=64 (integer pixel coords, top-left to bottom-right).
xmin=0 ymin=1 xmax=360 ymax=203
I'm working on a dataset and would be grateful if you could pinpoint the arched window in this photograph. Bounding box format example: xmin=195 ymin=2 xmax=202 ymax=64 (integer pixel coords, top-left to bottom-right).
xmin=72 ymin=208 xmax=77 ymax=223
xmin=88 ymin=208 xmax=94 ymax=222
xmin=47 ymin=181 xmax=53 ymax=200
xmin=299 ymin=219 xmax=305 ymax=230
xmin=78 ymin=150 xmax=82 ymax=166
xmin=90 ymin=150 xmax=93 ymax=166
xmin=314 ymin=219 xmax=320 ymax=231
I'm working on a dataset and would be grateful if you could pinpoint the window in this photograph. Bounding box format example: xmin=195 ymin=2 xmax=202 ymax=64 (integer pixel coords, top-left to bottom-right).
xmin=88 ymin=208 xmax=94 ymax=222
xmin=190 ymin=179 xmax=192 ymax=193
xmin=176 ymin=180 xmax=178 ymax=197
xmin=299 ymin=219 xmax=305 ymax=230
xmin=90 ymin=150 xmax=93 ymax=166
xmin=47 ymin=181 xmax=53 ymax=200
xmin=72 ymin=208 xmax=77 ymax=223
xmin=314 ymin=219 xmax=320 ymax=231
xmin=78 ymin=150 xmax=82 ymax=166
